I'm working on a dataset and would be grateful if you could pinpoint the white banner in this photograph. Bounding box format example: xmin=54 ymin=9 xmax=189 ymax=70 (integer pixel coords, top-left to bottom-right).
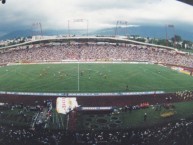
xmin=56 ymin=97 xmax=78 ymax=114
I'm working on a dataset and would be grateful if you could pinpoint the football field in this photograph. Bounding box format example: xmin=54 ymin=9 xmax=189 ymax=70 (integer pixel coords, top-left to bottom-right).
xmin=0 ymin=63 xmax=193 ymax=93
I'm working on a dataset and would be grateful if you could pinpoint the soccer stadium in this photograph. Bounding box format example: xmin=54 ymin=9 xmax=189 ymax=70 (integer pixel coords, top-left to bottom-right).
xmin=1 ymin=36 xmax=193 ymax=145
xmin=1 ymin=0 xmax=193 ymax=145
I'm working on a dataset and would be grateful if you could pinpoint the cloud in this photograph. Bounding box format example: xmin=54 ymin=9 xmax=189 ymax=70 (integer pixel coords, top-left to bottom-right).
xmin=0 ymin=0 xmax=193 ymax=35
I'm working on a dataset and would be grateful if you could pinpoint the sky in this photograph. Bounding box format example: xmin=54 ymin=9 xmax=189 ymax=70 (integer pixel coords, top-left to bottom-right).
xmin=0 ymin=0 xmax=193 ymax=36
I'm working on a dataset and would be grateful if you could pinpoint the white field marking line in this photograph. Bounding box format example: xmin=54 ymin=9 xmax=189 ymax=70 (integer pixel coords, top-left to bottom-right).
xmin=8 ymin=61 xmax=153 ymax=66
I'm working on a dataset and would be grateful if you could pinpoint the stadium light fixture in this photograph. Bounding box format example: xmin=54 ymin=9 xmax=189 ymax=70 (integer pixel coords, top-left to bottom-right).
xmin=67 ymin=19 xmax=88 ymax=91
xmin=32 ymin=22 xmax=43 ymax=39
xmin=68 ymin=19 xmax=89 ymax=37
xmin=115 ymin=20 xmax=129 ymax=38
xmin=165 ymin=24 xmax=176 ymax=48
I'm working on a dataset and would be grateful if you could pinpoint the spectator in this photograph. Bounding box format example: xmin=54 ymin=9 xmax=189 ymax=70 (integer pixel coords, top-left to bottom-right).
xmin=144 ymin=112 xmax=147 ymax=121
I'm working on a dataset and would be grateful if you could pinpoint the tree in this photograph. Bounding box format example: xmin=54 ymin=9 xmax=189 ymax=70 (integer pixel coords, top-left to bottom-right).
xmin=171 ymin=35 xmax=182 ymax=42
xmin=157 ymin=39 xmax=167 ymax=46
xmin=182 ymin=40 xmax=192 ymax=49
xmin=136 ymin=38 xmax=145 ymax=42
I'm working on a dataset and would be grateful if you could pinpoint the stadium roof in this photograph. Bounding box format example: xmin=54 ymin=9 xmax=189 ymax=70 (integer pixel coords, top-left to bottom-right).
xmin=0 ymin=36 xmax=179 ymax=52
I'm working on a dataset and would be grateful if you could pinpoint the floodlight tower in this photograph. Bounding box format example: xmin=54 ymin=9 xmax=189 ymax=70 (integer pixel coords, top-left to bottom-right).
xmin=68 ymin=19 xmax=89 ymax=37
xmin=39 ymin=23 xmax=43 ymax=37
xmin=68 ymin=19 xmax=89 ymax=91
xmin=32 ymin=22 xmax=43 ymax=39
xmin=115 ymin=20 xmax=129 ymax=38
xmin=165 ymin=24 xmax=176 ymax=47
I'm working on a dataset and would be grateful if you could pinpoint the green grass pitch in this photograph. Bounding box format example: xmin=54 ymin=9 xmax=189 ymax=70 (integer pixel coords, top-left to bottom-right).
xmin=0 ymin=63 xmax=193 ymax=93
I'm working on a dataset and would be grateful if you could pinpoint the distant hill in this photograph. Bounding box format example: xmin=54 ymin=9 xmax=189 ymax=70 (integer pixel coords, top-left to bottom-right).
xmin=0 ymin=30 xmax=32 ymax=40
xmin=0 ymin=25 xmax=192 ymax=42
xmin=92 ymin=25 xmax=193 ymax=42
xmin=0 ymin=29 xmax=68 ymax=40
xmin=0 ymin=29 xmax=86 ymax=40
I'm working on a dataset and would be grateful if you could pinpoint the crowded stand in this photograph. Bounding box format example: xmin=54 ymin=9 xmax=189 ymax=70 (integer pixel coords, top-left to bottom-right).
xmin=0 ymin=125 xmax=72 ymax=145
xmin=0 ymin=43 xmax=193 ymax=68
xmin=1 ymin=117 xmax=193 ymax=145
xmin=75 ymin=117 xmax=193 ymax=145
xmin=1 ymin=41 xmax=193 ymax=145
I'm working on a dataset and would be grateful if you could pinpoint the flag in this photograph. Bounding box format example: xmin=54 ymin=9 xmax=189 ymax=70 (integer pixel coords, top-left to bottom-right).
xmin=56 ymin=97 xmax=78 ymax=114
xmin=73 ymin=19 xmax=84 ymax=22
